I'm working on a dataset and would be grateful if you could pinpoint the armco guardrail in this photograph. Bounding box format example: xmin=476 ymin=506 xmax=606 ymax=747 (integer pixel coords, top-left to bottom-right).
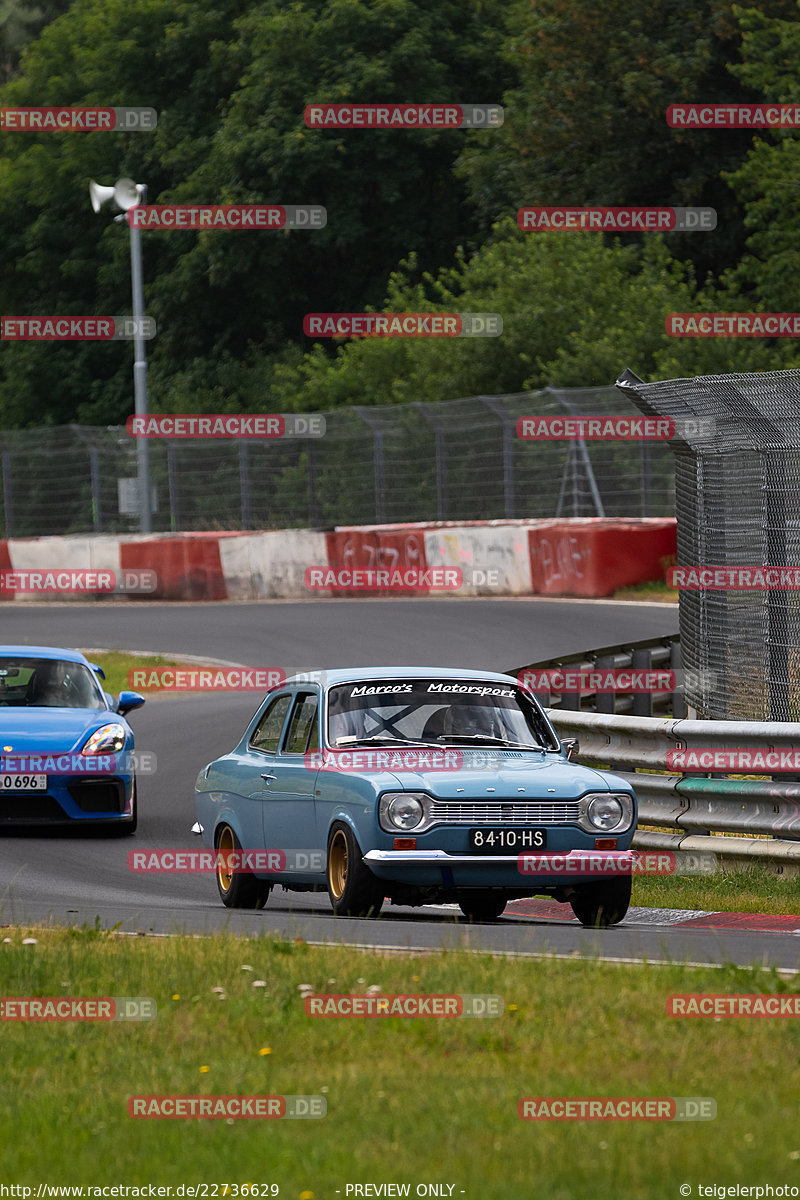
xmin=514 ymin=634 xmax=685 ymax=717
xmin=544 ymin=708 xmax=800 ymax=867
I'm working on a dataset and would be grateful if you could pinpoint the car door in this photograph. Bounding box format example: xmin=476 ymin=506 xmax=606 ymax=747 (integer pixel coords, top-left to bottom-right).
xmin=257 ymin=690 xmax=323 ymax=878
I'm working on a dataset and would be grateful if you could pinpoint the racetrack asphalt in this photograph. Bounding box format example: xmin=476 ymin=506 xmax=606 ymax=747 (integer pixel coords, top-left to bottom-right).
xmin=5 ymin=598 xmax=795 ymax=969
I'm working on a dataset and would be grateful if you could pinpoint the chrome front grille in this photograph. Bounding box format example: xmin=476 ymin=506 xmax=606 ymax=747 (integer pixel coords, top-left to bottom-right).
xmin=428 ymin=800 xmax=581 ymax=824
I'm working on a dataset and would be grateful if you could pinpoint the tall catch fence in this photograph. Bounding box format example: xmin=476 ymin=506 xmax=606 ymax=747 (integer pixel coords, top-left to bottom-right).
xmin=618 ymin=367 xmax=800 ymax=723
xmin=0 ymin=385 xmax=674 ymax=537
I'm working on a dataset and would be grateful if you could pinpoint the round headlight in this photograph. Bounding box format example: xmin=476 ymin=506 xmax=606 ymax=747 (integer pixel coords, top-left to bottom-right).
xmin=387 ymin=795 xmax=424 ymax=830
xmin=587 ymin=795 xmax=624 ymax=831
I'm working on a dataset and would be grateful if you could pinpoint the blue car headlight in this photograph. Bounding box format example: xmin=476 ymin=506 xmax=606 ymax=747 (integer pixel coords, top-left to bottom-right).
xmin=379 ymin=792 xmax=430 ymax=832
xmin=584 ymin=793 xmax=634 ymax=833
xmin=81 ymin=724 xmax=126 ymax=756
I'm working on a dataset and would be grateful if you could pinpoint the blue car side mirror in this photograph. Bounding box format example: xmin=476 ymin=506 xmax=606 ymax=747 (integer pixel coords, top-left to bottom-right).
xmin=117 ymin=690 xmax=145 ymax=715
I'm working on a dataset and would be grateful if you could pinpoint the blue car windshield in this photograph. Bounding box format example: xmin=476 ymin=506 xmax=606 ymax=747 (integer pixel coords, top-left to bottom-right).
xmin=327 ymin=679 xmax=558 ymax=749
xmin=0 ymin=657 xmax=105 ymax=709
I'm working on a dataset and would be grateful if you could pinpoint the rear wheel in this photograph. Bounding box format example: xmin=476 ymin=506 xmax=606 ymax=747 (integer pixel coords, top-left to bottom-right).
xmin=457 ymin=892 xmax=508 ymax=922
xmin=569 ymin=875 xmax=631 ymax=927
xmin=215 ymin=824 xmax=272 ymax=909
xmin=326 ymin=823 xmax=383 ymax=917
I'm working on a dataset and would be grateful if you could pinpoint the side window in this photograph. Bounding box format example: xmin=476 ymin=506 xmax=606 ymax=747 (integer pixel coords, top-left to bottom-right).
xmin=250 ymin=694 xmax=292 ymax=753
xmin=285 ymin=694 xmax=319 ymax=754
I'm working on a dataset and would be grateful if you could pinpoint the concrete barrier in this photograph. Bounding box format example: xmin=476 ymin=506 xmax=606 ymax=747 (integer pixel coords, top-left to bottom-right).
xmin=0 ymin=518 xmax=677 ymax=601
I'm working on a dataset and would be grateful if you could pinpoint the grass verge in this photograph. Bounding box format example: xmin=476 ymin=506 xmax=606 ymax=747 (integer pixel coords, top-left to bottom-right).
xmin=1 ymin=927 xmax=799 ymax=1194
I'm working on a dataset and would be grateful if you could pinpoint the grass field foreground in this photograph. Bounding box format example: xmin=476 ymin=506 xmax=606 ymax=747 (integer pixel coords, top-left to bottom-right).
xmin=1 ymin=927 xmax=799 ymax=1195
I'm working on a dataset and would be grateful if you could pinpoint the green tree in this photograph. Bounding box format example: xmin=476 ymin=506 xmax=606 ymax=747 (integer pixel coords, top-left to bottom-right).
xmin=456 ymin=0 xmax=798 ymax=277
xmin=0 ymin=0 xmax=508 ymax=426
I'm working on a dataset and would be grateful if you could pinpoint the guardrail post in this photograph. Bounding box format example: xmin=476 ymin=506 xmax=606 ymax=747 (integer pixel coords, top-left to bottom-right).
xmin=631 ymin=648 xmax=653 ymax=718
xmin=594 ymin=654 xmax=617 ymax=714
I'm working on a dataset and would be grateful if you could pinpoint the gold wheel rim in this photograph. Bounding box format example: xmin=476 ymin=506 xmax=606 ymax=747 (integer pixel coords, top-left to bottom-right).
xmin=329 ymin=830 xmax=348 ymax=900
xmin=217 ymin=826 xmax=235 ymax=894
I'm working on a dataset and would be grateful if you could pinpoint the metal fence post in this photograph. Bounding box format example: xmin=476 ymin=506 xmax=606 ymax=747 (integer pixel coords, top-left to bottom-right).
xmin=239 ymin=441 xmax=252 ymax=530
xmin=479 ymin=396 xmax=515 ymax=518
xmin=353 ymin=408 xmax=386 ymax=524
xmin=0 ymin=443 xmax=13 ymax=538
xmin=166 ymin=442 xmax=179 ymax=533
xmin=412 ymin=402 xmax=449 ymax=521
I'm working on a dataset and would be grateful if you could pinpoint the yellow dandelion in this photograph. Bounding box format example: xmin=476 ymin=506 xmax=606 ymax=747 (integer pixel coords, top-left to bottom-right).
xmin=508 ymin=1004 xmax=519 ymax=1012
xmin=199 ymin=1065 xmax=210 ymax=1073
xmin=259 ymin=1047 xmax=272 ymax=1056
xmin=299 ymin=1192 xmax=314 ymax=1199
xmin=412 ymin=975 xmax=420 ymax=982
xmin=172 ymin=993 xmax=180 ymax=1000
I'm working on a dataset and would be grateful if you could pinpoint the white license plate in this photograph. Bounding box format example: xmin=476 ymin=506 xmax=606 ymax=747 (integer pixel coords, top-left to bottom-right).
xmin=0 ymin=774 xmax=47 ymax=791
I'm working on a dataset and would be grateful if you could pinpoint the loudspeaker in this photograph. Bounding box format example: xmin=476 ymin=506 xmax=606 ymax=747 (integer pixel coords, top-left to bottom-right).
xmin=89 ymin=180 xmax=116 ymax=213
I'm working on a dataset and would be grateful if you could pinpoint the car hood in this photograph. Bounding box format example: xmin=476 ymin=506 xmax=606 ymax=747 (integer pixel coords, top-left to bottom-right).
xmin=326 ymin=750 xmax=620 ymax=799
xmin=0 ymin=708 xmax=120 ymax=753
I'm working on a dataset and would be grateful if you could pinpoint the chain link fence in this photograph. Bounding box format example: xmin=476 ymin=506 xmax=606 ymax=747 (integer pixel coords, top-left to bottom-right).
xmin=0 ymin=385 xmax=675 ymax=537
xmin=618 ymin=367 xmax=800 ymax=723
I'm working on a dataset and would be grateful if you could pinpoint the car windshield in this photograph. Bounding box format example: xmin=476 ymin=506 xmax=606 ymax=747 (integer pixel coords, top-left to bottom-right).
xmin=0 ymin=657 xmax=106 ymax=709
xmin=326 ymin=679 xmax=558 ymax=750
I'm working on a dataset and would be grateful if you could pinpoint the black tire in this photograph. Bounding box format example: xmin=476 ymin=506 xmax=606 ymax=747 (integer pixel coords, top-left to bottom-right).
xmin=215 ymin=824 xmax=272 ymax=909
xmin=569 ymin=874 xmax=631 ymax=927
xmin=326 ymin=823 xmax=384 ymax=917
xmin=457 ymin=892 xmax=508 ymax=922
xmin=110 ymin=776 xmax=137 ymax=836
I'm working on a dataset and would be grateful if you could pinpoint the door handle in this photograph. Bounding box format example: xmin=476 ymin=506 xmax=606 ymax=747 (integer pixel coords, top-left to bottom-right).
xmin=260 ymin=773 xmax=276 ymax=782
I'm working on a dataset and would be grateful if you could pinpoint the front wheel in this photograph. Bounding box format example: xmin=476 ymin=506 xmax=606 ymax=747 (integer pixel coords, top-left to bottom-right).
xmin=110 ymin=777 xmax=137 ymax=836
xmin=457 ymin=892 xmax=508 ymax=922
xmin=215 ymin=824 xmax=272 ymax=909
xmin=569 ymin=875 xmax=631 ymax=927
xmin=326 ymin=823 xmax=384 ymax=917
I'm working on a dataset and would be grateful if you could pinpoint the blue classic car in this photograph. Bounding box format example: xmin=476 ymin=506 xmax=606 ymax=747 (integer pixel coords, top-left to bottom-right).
xmin=195 ymin=667 xmax=638 ymax=925
xmin=0 ymin=645 xmax=145 ymax=832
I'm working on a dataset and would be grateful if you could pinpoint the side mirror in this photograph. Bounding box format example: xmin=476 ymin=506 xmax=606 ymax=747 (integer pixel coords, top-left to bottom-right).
xmin=88 ymin=662 xmax=106 ymax=681
xmin=562 ymin=738 xmax=579 ymax=761
xmin=117 ymin=690 xmax=145 ymax=715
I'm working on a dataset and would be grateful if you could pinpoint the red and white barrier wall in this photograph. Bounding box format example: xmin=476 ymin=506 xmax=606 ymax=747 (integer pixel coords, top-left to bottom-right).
xmin=0 ymin=518 xmax=676 ymax=601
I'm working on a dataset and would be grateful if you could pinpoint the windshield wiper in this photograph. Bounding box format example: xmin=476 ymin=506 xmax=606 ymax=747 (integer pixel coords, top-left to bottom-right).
xmin=430 ymin=735 xmax=545 ymax=749
xmin=334 ymin=734 xmax=436 ymax=748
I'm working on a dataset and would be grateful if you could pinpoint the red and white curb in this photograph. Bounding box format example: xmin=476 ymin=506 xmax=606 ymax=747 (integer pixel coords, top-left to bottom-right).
xmin=505 ymin=897 xmax=800 ymax=932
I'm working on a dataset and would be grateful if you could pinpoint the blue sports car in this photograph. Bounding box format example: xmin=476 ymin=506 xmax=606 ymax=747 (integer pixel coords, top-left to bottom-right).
xmin=194 ymin=666 xmax=638 ymax=926
xmin=0 ymin=645 xmax=145 ymax=833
